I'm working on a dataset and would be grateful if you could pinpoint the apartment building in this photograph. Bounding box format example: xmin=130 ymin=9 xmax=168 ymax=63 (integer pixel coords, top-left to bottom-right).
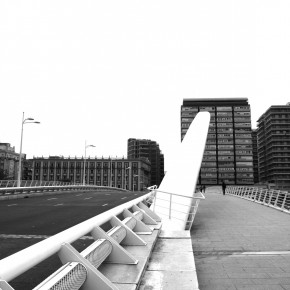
xmin=127 ymin=138 xmax=164 ymax=186
xmin=256 ymin=104 xmax=290 ymax=190
xmin=181 ymin=98 xmax=254 ymax=185
xmin=31 ymin=156 xmax=151 ymax=191
xmin=252 ymin=129 xmax=259 ymax=184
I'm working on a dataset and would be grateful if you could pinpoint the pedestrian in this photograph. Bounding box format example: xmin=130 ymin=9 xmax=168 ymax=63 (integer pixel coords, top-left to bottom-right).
xmin=222 ymin=180 xmax=226 ymax=195
xmin=202 ymin=185 xmax=206 ymax=193
xmin=199 ymin=185 xmax=203 ymax=192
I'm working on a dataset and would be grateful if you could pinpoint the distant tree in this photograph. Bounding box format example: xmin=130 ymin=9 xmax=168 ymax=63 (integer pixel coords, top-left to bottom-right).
xmin=0 ymin=169 xmax=8 ymax=180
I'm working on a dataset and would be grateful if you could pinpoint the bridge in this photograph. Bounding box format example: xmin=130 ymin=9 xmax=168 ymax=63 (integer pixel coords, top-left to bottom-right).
xmin=0 ymin=112 xmax=289 ymax=289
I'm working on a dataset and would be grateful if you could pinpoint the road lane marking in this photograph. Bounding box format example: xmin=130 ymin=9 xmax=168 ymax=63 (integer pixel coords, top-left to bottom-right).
xmin=121 ymin=197 xmax=127 ymax=199
xmin=7 ymin=204 xmax=17 ymax=206
xmin=54 ymin=203 xmax=63 ymax=206
xmin=102 ymin=203 xmax=108 ymax=206
xmin=84 ymin=197 xmax=92 ymax=200
xmin=47 ymin=198 xmax=57 ymax=200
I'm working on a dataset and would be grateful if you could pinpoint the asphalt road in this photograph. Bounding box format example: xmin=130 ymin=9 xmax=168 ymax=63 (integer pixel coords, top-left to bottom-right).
xmin=0 ymin=189 xmax=146 ymax=289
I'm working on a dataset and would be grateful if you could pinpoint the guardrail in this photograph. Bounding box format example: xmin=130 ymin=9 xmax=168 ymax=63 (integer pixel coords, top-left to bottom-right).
xmin=0 ymin=190 xmax=160 ymax=290
xmin=0 ymin=180 xmax=78 ymax=188
xmin=0 ymin=185 xmax=126 ymax=197
xmin=0 ymin=185 xmax=204 ymax=289
xmin=227 ymin=186 xmax=290 ymax=214
xmin=148 ymin=185 xmax=205 ymax=230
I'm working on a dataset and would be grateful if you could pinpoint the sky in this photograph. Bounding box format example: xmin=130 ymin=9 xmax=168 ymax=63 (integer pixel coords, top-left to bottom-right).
xmin=1 ymin=0 xmax=290 ymax=171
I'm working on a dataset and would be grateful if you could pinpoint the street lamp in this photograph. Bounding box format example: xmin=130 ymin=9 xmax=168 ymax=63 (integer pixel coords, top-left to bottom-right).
xmin=17 ymin=112 xmax=40 ymax=187
xmin=124 ymin=166 xmax=130 ymax=190
xmin=83 ymin=141 xmax=95 ymax=185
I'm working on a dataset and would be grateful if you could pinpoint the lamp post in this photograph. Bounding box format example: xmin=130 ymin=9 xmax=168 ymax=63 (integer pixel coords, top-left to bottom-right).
xmin=17 ymin=112 xmax=40 ymax=188
xmin=133 ymin=174 xmax=139 ymax=191
xmin=124 ymin=166 xmax=130 ymax=190
xmin=83 ymin=141 xmax=95 ymax=186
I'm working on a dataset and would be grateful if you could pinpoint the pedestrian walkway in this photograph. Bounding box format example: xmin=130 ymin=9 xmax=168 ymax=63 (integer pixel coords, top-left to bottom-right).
xmin=191 ymin=186 xmax=290 ymax=290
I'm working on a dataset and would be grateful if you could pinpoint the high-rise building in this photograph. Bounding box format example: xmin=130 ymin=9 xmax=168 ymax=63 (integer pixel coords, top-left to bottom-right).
xmin=127 ymin=138 xmax=164 ymax=186
xmin=0 ymin=143 xmax=21 ymax=180
xmin=31 ymin=156 xmax=151 ymax=191
xmin=256 ymin=104 xmax=290 ymax=190
xmin=181 ymin=98 xmax=254 ymax=185
xmin=252 ymin=129 xmax=259 ymax=184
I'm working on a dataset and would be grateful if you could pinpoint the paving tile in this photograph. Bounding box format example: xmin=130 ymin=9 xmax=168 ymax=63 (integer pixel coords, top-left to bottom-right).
xmin=190 ymin=188 xmax=290 ymax=290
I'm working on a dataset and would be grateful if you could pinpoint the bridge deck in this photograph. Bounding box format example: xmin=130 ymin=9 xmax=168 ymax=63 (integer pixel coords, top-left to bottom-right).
xmin=191 ymin=186 xmax=290 ymax=290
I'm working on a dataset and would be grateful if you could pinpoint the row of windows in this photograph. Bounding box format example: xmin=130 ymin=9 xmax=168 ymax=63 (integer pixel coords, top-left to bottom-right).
xmin=200 ymin=173 xmax=254 ymax=178
xmin=35 ymin=162 xmax=138 ymax=169
xmin=34 ymin=169 xmax=138 ymax=175
xmin=181 ymin=106 xmax=250 ymax=112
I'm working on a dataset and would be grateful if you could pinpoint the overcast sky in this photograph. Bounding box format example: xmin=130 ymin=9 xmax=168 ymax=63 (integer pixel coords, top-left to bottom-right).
xmin=1 ymin=0 xmax=289 ymax=170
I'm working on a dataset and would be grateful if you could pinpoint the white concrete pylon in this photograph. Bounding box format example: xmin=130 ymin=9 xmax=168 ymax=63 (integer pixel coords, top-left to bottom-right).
xmin=153 ymin=111 xmax=210 ymax=230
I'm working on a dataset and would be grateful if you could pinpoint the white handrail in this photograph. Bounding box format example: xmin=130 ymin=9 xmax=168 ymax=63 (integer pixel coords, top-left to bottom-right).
xmin=227 ymin=186 xmax=290 ymax=214
xmin=0 ymin=191 xmax=153 ymax=282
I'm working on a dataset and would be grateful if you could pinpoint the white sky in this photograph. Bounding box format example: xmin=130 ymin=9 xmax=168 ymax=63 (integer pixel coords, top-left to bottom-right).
xmin=1 ymin=0 xmax=290 ymax=171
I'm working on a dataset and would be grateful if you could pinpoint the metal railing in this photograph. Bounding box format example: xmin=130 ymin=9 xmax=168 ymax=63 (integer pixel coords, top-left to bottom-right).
xmin=0 ymin=180 xmax=78 ymax=188
xmin=0 ymin=185 xmax=204 ymax=289
xmin=0 ymin=185 xmax=126 ymax=196
xmin=147 ymin=185 xmax=205 ymax=230
xmin=227 ymin=186 xmax=290 ymax=214
xmin=0 ymin=190 xmax=159 ymax=290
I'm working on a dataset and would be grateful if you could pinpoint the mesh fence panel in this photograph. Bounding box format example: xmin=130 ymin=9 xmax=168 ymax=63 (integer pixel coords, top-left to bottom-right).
xmin=34 ymin=262 xmax=87 ymax=290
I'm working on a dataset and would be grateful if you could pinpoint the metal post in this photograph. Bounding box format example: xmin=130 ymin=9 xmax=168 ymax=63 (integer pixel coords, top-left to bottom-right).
xmin=83 ymin=141 xmax=95 ymax=186
xmin=17 ymin=112 xmax=25 ymax=188
xmin=169 ymin=193 xmax=172 ymax=219
xmin=17 ymin=113 xmax=40 ymax=187
xmin=83 ymin=141 xmax=87 ymax=186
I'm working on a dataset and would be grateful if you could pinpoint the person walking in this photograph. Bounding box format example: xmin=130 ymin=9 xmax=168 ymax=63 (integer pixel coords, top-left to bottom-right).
xmin=222 ymin=180 xmax=226 ymax=195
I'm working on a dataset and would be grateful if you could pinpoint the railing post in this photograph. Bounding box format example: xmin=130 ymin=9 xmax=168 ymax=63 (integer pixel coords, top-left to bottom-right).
xmin=281 ymin=193 xmax=288 ymax=210
xmin=169 ymin=193 xmax=172 ymax=219
xmin=262 ymin=189 xmax=267 ymax=204
xmin=253 ymin=187 xmax=258 ymax=201
xmin=268 ymin=190 xmax=274 ymax=206
xmin=274 ymin=190 xmax=280 ymax=207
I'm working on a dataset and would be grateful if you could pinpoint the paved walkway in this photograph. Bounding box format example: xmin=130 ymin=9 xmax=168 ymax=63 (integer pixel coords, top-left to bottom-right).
xmin=191 ymin=186 xmax=290 ymax=290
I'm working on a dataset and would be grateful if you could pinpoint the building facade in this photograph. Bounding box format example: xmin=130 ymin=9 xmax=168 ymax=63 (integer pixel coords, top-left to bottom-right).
xmin=127 ymin=138 xmax=164 ymax=186
xmin=0 ymin=143 xmax=21 ymax=180
xmin=181 ymin=98 xmax=254 ymax=185
xmin=256 ymin=104 xmax=290 ymax=190
xmin=31 ymin=156 xmax=151 ymax=191
xmin=252 ymin=129 xmax=259 ymax=184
